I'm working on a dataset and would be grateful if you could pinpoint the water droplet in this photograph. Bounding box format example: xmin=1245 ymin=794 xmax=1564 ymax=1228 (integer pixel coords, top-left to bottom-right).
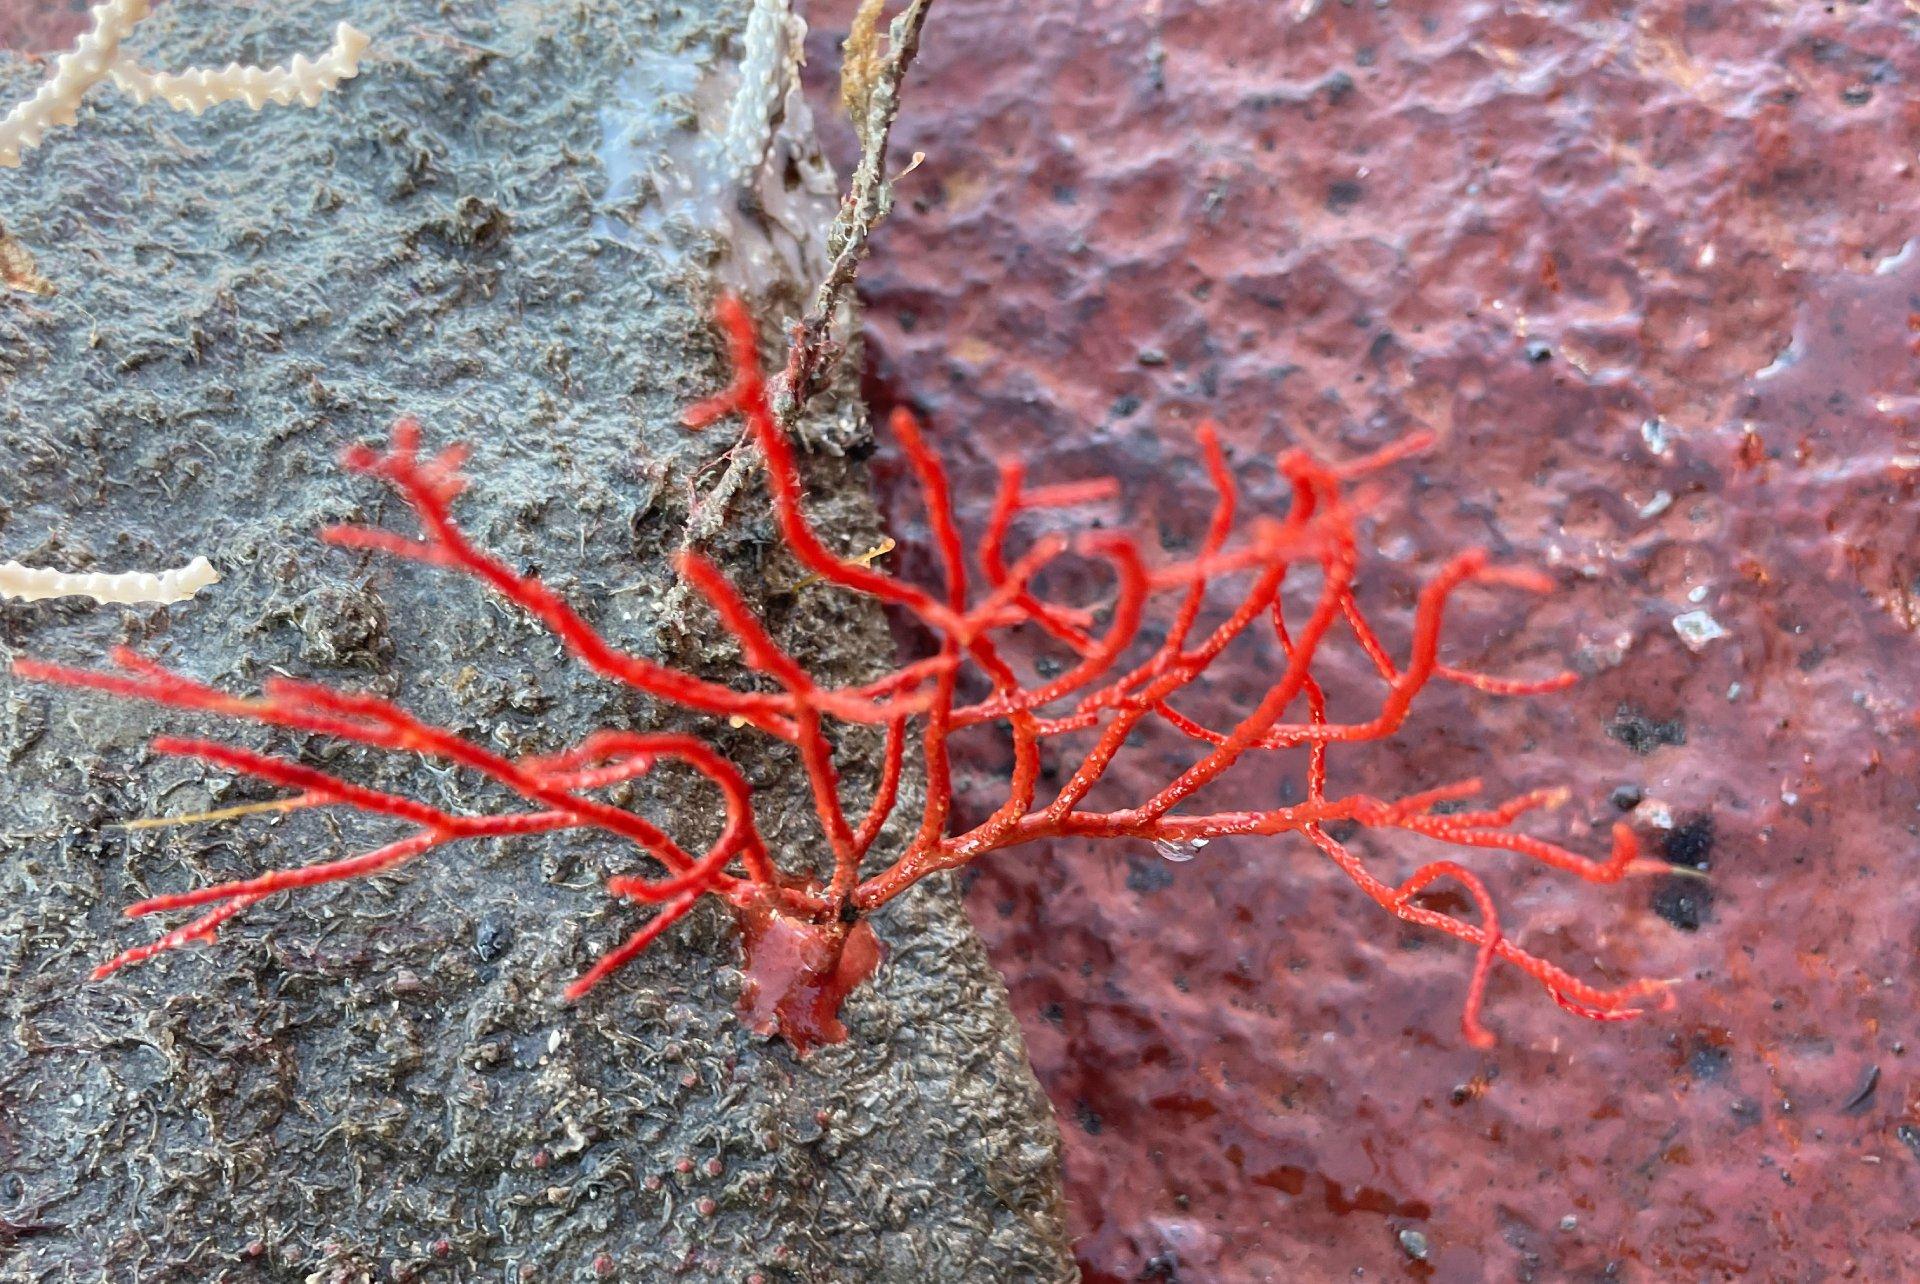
xmin=1152 ymin=837 xmax=1209 ymax=862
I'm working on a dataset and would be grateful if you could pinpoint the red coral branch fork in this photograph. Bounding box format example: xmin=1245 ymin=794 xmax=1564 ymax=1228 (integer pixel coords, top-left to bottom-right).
xmin=15 ymin=297 xmax=1675 ymax=1052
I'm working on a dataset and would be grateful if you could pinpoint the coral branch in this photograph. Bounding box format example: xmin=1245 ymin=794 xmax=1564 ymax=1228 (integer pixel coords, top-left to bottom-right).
xmin=565 ymin=889 xmax=703 ymax=1002
xmin=125 ymin=830 xmax=451 ymax=918
xmin=0 ymin=0 xmax=368 ymax=169
xmin=17 ymin=297 xmax=1674 ymax=1053
xmin=0 ymin=555 xmax=217 ymax=605
xmin=90 ymin=893 xmax=265 ymax=980
xmin=109 ymin=22 xmax=369 ymax=115
xmin=0 ymin=0 xmax=150 ymax=168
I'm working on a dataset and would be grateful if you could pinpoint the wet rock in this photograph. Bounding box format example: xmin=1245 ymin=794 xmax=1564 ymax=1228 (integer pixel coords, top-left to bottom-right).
xmin=0 ymin=2 xmax=1072 ymax=1279
xmin=796 ymin=0 xmax=1920 ymax=1273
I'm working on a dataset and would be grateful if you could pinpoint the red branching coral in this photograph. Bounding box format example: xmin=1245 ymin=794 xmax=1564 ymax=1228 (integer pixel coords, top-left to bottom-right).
xmin=15 ymin=297 xmax=1674 ymax=1052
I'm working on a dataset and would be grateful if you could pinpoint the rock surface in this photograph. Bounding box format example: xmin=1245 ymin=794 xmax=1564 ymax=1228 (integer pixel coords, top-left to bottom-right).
xmin=798 ymin=0 xmax=1920 ymax=1279
xmin=0 ymin=2 xmax=1074 ymax=1279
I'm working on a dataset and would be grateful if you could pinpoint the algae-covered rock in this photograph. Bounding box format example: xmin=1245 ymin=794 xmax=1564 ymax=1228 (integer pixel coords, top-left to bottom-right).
xmin=0 ymin=1 xmax=1074 ymax=1278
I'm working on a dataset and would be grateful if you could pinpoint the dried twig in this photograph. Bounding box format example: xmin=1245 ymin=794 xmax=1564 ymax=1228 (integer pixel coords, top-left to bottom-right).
xmin=677 ymin=0 xmax=934 ymax=555
xmin=779 ymin=0 xmax=934 ymax=422
xmin=839 ymin=0 xmax=890 ymax=122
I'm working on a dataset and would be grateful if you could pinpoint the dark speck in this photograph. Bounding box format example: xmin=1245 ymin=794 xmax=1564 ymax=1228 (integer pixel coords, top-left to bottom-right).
xmin=1896 ymin=1124 xmax=1920 ymax=1162
xmin=1610 ymin=784 xmax=1644 ymax=811
xmin=1525 ymin=340 xmax=1553 ymax=363
xmin=475 ymin=915 xmax=514 ymax=962
xmin=1686 ymin=1041 xmax=1732 ymax=1082
xmin=1110 ymin=394 xmax=1142 ymax=419
xmin=1607 ymin=704 xmax=1686 ymax=755
xmin=1663 ymin=814 xmax=1715 ymax=870
xmin=1126 ymin=854 xmax=1176 ymax=895
xmin=1841 ymin=1065 xmax=1880 ymax=1115
xmin=1651 ymin=877 xmax=1711 ymax=931
xmin=1326 ymin=180 xmax=1364 ymax=214
xmin=1074 ymin=1100 xmax=1104 ymax=1135
xmin=1841 ymin=85 xmax=1872 ymax=106
xmin=1141 ymin=1253 xmax=1180 ymax=1282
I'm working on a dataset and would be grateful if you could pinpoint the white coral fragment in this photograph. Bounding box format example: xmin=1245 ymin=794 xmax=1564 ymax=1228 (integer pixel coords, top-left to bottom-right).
xmin=110 ymin=22 xmax=370 ymax=115
xmin=723 ymin=0 xmax=797 ymax=178
xmin=0 ymin=0 xmax=148 ymax=168
xmin=0 ymin=0 xmax=368 ymax=168
xmin=0 ymin=556 xmax=218 ymax=605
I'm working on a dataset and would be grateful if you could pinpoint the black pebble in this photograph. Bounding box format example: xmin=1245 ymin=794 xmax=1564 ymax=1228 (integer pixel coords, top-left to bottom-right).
xmin=475 ymin=915 xmax=514 ymax=962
